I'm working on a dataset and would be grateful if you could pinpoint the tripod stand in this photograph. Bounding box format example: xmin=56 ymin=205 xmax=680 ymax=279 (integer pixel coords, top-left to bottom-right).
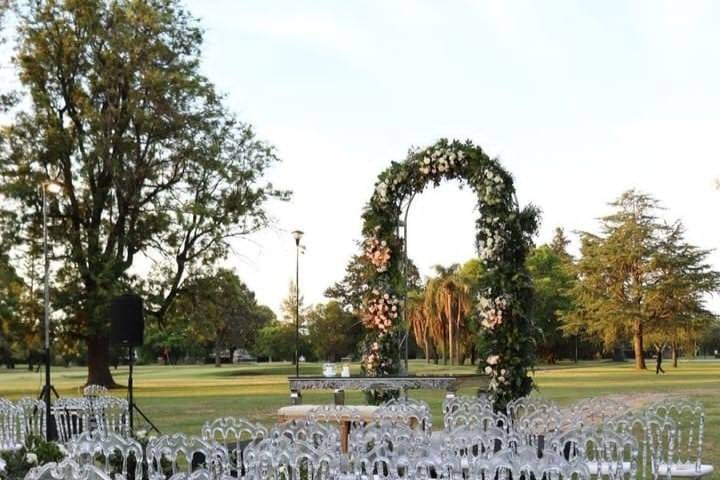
xmin=127 ymin=346 xmax=160 ymax=435
xmin=38 ymin=348 xmax=60 ymax=441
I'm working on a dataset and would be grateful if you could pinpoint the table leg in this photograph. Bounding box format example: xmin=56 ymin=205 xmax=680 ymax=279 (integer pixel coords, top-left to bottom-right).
xmin=340 ymin=420 xmax=350 ymax=453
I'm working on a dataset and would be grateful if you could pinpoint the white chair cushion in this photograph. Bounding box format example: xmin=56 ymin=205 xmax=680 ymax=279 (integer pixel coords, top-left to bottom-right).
xmin=659 ymin=463 xmax=715 ymax=478
xmin=585 ymin=461 xmax=633 ymax=475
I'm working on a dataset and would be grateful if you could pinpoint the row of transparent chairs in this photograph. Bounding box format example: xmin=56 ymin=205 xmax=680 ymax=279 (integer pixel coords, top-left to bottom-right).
xmin=443 ymin=395 xmax=712 ymax=480
xmin=0 ymin=397 xmax=46 ymax=450
xmin=11 ymin=395 xmax=714 ymax=480
xmin=52 ymin=396 xmax=129 ymax=443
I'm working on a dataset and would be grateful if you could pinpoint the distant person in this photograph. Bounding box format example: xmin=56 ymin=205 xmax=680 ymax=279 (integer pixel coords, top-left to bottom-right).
xmin=655 ymin=344 xmax=666 ymax=375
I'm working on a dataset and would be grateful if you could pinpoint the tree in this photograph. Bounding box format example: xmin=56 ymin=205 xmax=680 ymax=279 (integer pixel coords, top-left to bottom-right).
xmin=422 ymin=264 xmax=474 ymax=365
xmin=408 ymin=289 xmax=434 ymax=363
xmin=526 ymin=244 xmax=576 ymax=363
xmin=550 ymin=227 xmax=572 ymax=260
xmin=281 ymin=281 xmax=305 ymax=326
xmin=645 ymin=222 xmax=720 ymax=366
xmin=254 ymin=322 xmax=306 ymax=362
xmin=564 ymin=191 xmax=663 ymax=369
xmin=174 ymin=269 xmax=270 ymax=367
xmin=306 ymin=301 xmax=362 ymax=362
xmin=0 ymin=0 xmax=287 ymax=385
xmin=326 ymin=253 xmax=420 ymax=314
xmin=563 ymin=191 xmax=719 ymax=369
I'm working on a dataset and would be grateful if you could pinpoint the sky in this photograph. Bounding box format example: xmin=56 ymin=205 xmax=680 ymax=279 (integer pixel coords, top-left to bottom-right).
xmin=3 ymin=1 xmax=720 ymax=316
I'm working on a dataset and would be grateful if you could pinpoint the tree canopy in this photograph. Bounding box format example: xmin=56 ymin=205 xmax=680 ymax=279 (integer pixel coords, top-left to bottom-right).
xmin=562 ymin=191 xmax=719 ymax=369
xmin=0 ymin=0 xmax=288 ymax=385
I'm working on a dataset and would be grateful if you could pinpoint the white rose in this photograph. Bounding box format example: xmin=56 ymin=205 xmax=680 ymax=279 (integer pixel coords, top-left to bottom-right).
xmin=424 ymin=156 xmax=431 ymax=165
xmin=486 ymin=354 xmax=500 ymax=365
xmin=498 ymin=376 xmax=505 ymax=383
xmin=500 ymin=369 xmax=507 ymax=376
xmin=484 ymin=366 xmax=492 ymax=375
xmin=25 ymin=453 xmax=38 ymax=465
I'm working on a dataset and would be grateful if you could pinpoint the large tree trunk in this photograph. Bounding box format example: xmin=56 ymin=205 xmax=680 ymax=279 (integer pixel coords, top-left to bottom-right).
xmin=86 ymin=335 xmax=119 ymax=387
xmin=672 ymin=344 xmax=678 ymax=368
xmin=633 ymin=319 xmax=646 ymax=370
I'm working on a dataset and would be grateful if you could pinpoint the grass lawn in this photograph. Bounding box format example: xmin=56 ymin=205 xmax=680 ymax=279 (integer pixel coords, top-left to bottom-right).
xmin=1 ymin=359 xmax=718 ymax=477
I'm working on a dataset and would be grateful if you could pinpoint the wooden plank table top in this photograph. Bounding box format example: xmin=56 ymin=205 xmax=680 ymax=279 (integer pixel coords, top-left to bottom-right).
xmin=277 ymin=404 xmax=412 ymax=452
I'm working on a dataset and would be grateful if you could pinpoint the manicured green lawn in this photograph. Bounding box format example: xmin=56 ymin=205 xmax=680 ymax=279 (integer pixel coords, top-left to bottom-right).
xmin=1 ymin=359 xmax=718 ymax=477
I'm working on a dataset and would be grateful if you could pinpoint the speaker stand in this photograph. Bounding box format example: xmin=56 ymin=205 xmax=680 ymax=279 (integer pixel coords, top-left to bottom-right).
xmin=127 ymin=346 xmax=160 ymax=435
xmin=38 ymin=347 xmax=60 ymax=441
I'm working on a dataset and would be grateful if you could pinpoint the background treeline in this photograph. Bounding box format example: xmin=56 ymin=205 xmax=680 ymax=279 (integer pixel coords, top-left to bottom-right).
xmin=402 ymin=190 xmax=720 ymax=368
xmin=2 ymin=189 xmax=719 ymax=370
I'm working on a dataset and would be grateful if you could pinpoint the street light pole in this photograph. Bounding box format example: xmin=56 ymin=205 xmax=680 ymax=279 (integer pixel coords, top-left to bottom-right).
xmin=292 ymin=230 xmax=304 ymax=378
xmin=41 ymin=181 xmax=61 ymax=441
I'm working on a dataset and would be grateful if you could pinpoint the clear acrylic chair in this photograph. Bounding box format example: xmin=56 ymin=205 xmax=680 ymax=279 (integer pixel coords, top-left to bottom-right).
xmin=0 ymin=398 xmax=22 ymax=450
xmin=52 ymin=397 xmax=92 ymax=444
xmin=243 ymin=436 xmax=338 ymax=480
xmin=375 ymin=399 xmax=432 ymax=436
xmin=506 ymin=396 xmax=561 ymax=429
xmin=69 ymin=431 xmax=144 ymax=479
xmin=92 ymin=397 xmax=130 ymax=438
xmin=548 ymin=426 xmax=639 ymax=480
xmin=83 ymin=385 xmax=109 ymax=398
xmin=270 ymin=419 xmax=341 ymax=452
xmin=444 ymin=408 xmax=511 ymax=433
xmin=201 ymin=416 xmax=268 ymax=475
xmin=146 ymin=433 xmax=230 ymax=479
xmin=605 ymin=412 xmax=676 ymax=480
xmin=647 ymin=398 xmax=713 ymax=478
xmin=513 ymin=408 xmax=563 ymax=447
xmin=16 ymin=397 xmax=47 ymax=441
xmin=24 ymin=457 xmax=115 ymax=480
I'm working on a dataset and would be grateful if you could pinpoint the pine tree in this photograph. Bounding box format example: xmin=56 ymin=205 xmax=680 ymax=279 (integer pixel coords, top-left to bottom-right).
xmin=645 ymin=222 xmax=720 ymax=366
xmin=564 ymin=191 xmax=720 ymax=369
xmin=563 ymin=191 xmax=663 ymax=369
xmin=550 ymin=227 xmax=572 ymax=260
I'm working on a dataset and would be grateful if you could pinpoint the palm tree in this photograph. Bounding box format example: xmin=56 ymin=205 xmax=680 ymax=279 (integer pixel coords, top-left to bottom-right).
xmin=426 ymin=264 xmax=474 ymax=365
xmin=424 ymin=273 xmax=447 ymax=364
xmin=408 ymin=289 xmax=433 ymax=363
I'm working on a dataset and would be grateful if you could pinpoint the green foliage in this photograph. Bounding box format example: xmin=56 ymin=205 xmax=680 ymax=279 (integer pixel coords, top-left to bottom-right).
xmin=0 ymin=0 xmax=288 ymax=384
xmin=0 ymin=435 xmax=65 ymax=480
xmin=254 ymin=322 xmax=309 ymax=362
xmin=563 ymin=191 xmax=720 ymax=369
xmin=526 ymin=243 xmax=576 ymax=363
xmin=307 ymin=300 xmax=363 ymax=362
xmin=357 ymin=138 xmax=539 ymax=407
xmin=173 ymin=269 xmax=271 ymax=365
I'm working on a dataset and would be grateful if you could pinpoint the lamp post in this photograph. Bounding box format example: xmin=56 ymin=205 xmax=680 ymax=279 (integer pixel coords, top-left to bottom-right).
xmin=292 ymin=230 xmax=304 ymax=378
xmin=41 ymin=180 xmax=61 ymax=441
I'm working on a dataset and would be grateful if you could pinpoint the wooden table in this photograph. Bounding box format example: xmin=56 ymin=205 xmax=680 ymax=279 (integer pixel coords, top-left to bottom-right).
xmin=277 ymin=405 xmax=389 ymax=453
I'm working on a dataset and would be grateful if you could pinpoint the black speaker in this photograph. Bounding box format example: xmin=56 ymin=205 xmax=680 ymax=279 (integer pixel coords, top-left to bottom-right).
xmin=110 ymin=294 xmax=144 ymax=347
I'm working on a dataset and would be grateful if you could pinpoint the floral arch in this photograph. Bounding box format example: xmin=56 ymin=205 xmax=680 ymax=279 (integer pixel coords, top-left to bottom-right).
xmin=359 ymin=138 xmax=539 ymax=406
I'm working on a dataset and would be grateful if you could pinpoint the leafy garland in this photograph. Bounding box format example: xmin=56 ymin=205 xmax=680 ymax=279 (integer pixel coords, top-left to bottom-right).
xmin=359 ymin=139 xmax=539 ymax=407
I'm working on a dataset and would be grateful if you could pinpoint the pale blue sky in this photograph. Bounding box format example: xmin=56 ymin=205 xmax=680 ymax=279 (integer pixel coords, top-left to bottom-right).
xmin=2 ymin=1 xmax=719 ymax=315
xmin=178 ymin=0 xmax=720 ymax=314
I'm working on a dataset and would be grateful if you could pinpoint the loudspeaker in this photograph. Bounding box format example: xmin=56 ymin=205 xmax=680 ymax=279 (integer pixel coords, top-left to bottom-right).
xmin=110 ymin=294 xmax=144 ymax=347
